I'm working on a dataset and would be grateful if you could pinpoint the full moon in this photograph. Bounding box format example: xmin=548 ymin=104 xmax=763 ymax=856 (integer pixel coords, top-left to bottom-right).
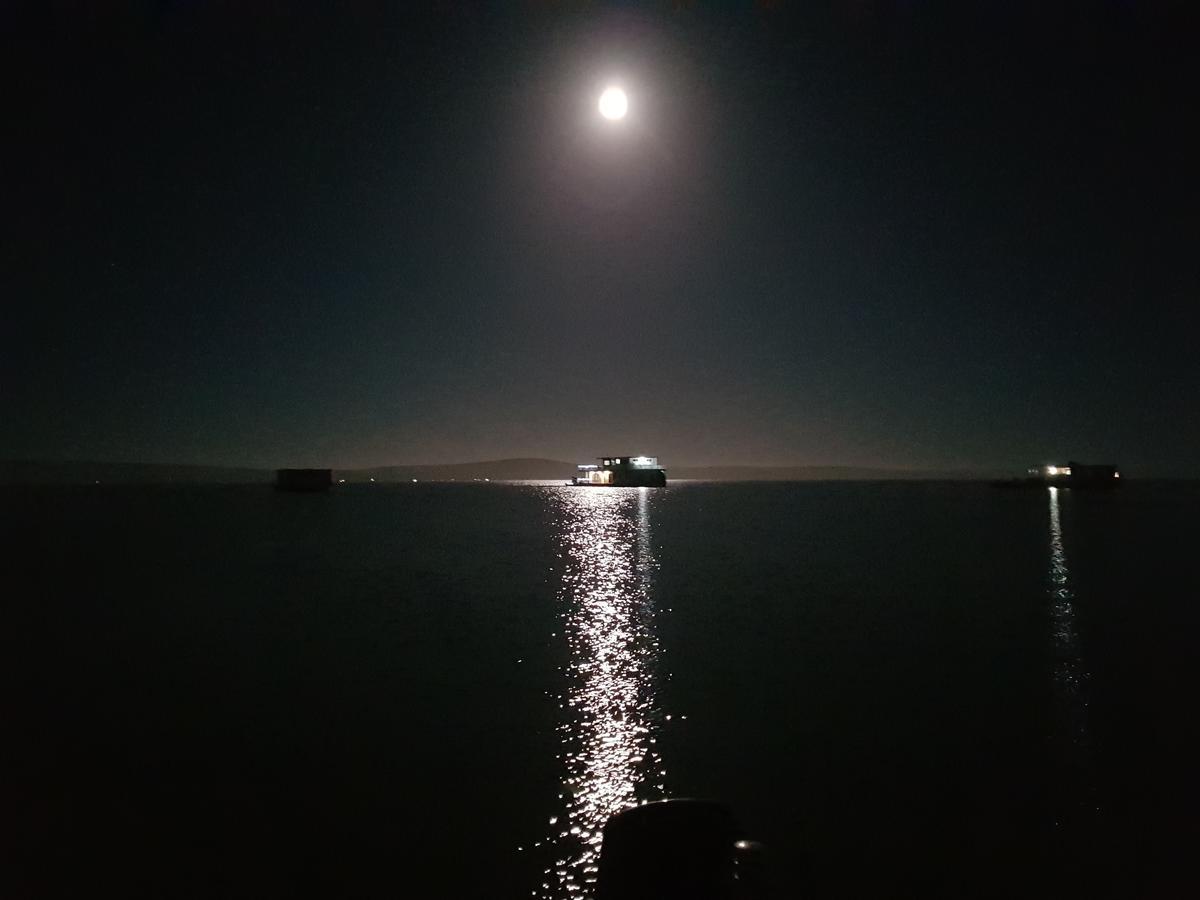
xmin=598 ymin=87 xmax=628 ymax=120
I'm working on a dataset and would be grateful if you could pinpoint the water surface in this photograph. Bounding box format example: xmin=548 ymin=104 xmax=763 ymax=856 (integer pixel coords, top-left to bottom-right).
xmin=4 ymin=481 xmax=1198 ymax=898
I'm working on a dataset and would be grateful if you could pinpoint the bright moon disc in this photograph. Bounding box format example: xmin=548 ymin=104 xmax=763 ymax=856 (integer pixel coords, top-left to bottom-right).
xmin=599 ymin=87 xmax=628 ymax=120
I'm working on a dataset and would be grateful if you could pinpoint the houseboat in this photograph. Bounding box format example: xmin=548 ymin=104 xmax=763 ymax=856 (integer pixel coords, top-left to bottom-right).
xmin=571 ymin=456 xmax=667 ymax=487
xmin=1027 ymin=462 xmax=1120 ymax=487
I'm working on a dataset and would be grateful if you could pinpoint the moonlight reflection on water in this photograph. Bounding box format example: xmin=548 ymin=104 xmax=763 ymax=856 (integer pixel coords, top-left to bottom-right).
xmin=1046 ymin=486 xmax=1098 ymax=832
xmin=1047 ymin=487 xmax=1086 ymax=723
xmin=539 ymin=486 xmax=666 ymax=898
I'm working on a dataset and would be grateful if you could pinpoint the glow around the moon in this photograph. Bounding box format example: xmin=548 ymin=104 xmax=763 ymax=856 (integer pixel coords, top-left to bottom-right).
xmin=598 ymin=87 xmax=628 ymax=120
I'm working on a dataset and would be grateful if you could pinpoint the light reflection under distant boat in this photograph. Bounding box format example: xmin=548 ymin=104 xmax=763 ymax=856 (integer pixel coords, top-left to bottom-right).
xmin=538 ymin=486 xmax=666 ymax=898
xmin=1046 ymin=486 xmax=1097 ymax=825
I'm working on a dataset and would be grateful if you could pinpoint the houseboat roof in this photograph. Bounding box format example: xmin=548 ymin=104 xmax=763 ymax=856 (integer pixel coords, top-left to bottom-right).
xmin=596 ymin=455 xmax=660 ymax=467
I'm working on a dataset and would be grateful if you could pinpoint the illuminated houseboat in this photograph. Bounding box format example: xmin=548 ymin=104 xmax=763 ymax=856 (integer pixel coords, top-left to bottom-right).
xmin=993 ymin=462 xmax=1121 ymax=489
xmin=1027 ymin=462 xmax=1121 ymax=487
xmin=572 ymin=456 xmax=667 ymax=487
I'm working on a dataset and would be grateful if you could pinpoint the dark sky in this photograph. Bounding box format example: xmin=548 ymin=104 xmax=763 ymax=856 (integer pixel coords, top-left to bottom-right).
xmin=5 ymin=2 xmax=1197 ymax=473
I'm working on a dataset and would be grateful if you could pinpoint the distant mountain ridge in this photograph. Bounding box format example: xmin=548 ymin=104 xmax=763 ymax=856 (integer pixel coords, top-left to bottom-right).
xmin=338 ymin=460 xmax=998 ymax=482
xmin=0 ymin=460 xmax=272 ymax=485
xmin=668 ymin=464 xmax=997 ymax=481
xmin=338 ymin=460 xmax=997 ymax=482
xmin=344 ymin=458 xmax=576 ymax=482
xmin=3 ymin=458 xmax=997 ymax=484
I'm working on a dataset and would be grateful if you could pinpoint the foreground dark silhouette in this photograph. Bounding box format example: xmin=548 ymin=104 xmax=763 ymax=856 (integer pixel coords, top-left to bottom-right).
xmin=598 ymin=800 xmax=766 ymax=899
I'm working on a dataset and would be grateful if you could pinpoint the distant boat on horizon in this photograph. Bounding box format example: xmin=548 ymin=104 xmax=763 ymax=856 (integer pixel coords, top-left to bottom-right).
xmin=275 ymin=468 xmax=332 ymax=492
xmin=992 ymin=461 xmax=1120 ymax=489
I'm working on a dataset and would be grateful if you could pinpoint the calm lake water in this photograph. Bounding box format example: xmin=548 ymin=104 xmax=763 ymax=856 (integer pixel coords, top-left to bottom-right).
xmin=4 ymin=481 xmax=1199 ymax=898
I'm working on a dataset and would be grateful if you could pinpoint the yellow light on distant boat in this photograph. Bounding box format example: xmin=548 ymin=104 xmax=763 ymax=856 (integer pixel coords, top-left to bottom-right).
xmin=1047 ymin=466 xmax=1059 ymax=475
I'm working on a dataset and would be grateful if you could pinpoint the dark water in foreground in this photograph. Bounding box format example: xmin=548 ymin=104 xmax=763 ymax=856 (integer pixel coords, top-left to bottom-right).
xmin=4 ymin=481 xmax=1199 ymax=898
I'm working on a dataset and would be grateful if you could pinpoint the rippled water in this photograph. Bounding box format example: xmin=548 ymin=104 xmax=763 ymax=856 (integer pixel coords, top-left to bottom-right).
xmin=5 ymin=481 xmax=1200 ymax=898
xmin=1046 ymin=489 xmax=1093 ymax=781
xmin=538 ymin=487 xmax=665 ymax=896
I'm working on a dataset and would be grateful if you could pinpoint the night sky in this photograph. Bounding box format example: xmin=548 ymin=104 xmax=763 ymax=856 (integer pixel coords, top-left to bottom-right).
xmin=6 ymin=2 xmax=1197 ymax=474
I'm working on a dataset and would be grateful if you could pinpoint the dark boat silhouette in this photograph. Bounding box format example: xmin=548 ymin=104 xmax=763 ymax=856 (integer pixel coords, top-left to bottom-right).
xmin=274 ymin=468 xmax=332 ymax=492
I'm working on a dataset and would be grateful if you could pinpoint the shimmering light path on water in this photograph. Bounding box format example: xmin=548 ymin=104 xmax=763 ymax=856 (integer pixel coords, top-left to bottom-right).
xmin=1047 ymin=487 xmax=1088 ymax=743
xmin=1046 ymin=487 xmax=1099 ymax=831
xmin=538 ymin=487 xmax=666 ymax=898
